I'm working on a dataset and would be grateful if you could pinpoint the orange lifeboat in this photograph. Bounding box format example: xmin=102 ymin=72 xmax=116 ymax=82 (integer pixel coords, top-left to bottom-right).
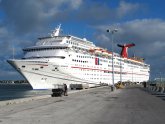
xmin=95 ymin=48 xmax=102 ymax=54
xmin=102 ymin=50 xmax=109 ymax=56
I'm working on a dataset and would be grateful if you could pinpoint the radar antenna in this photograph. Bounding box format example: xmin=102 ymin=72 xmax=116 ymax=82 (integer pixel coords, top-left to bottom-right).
xmin=51 ymin=24 xmax=61 ymax=37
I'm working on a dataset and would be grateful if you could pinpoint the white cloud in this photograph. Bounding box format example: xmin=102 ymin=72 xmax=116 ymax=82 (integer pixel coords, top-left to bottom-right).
xmin=70 ymin=0 xmax=82 ymax=9
xmin=41 ymin=0 xmax=83 ymax=17
xmin=116 ymin=1 xmax=140 ymax=18
xmin=0 ymin=27 xmax=8 ymax=37
xmin=95 ymin=19 xmax=165 ymax=57
xmin=97 ymin=33 xmax=110 ymax=42
xmin=1 ymin=0 xmax=83 ymax=33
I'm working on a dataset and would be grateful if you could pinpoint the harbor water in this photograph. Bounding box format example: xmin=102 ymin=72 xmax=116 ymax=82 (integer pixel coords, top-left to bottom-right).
xmin=0 ymin=83 xmax=51 ymax=101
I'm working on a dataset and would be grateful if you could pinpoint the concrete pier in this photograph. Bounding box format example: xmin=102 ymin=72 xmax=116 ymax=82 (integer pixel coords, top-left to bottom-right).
xmin=0 ymin=85 xmax=165 ymax=124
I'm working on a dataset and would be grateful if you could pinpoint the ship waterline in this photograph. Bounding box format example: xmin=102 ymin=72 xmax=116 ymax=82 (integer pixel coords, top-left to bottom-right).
xmin=7 ymin=25 xmax=150 ymax=89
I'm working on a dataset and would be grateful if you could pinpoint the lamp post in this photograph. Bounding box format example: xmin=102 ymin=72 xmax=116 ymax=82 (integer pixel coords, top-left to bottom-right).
xmin=132 ymin=67 xmax=134 ymax=83
xmin=107 ymin=28 xmax=118 ymax=91
xmin=159 ymin=72 xmax=162 ymax=82
xmin=120 ymin=55 xmax=122 ymax=83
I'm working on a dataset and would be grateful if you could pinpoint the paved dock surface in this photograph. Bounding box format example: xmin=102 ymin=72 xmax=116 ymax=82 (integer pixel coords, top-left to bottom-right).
xmin=0 ymin=86 xmax=165 ymax=124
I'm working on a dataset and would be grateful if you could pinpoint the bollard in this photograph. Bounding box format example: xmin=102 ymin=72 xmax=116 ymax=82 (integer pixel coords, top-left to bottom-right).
xmin=111 ymin=86 xmax=114 ymax=91
xmin=149 ymin=86 xmax=152 ymax=91
xmin=157 ymin=86 xmax=161 ymax=92
xmin=143 ymin=82 xmax=147 ymax=88
xmin=152 ymin=86 xmax=157 ymax=92
xmin=161 ymin=87 xmax=165 ymax=94
xmin=110 ymin=85 xmax=115 ymax=91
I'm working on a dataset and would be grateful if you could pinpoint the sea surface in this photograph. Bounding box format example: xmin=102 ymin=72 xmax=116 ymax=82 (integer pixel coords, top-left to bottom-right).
xmin=0 ymin=83 xmax=51 ymax=101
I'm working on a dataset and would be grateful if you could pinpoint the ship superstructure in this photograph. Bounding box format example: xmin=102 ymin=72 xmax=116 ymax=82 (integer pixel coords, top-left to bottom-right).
xmin=7 ymin=25 xmax=150 ymax=89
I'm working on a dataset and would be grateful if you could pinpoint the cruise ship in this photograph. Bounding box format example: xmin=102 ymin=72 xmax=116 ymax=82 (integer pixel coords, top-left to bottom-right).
xmin=7 ymin=25 xmax=150 ymax=89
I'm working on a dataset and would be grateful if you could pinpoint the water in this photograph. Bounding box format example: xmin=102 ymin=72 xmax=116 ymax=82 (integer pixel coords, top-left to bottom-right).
xmin=0 ymin=83 xmax=51 ymax=101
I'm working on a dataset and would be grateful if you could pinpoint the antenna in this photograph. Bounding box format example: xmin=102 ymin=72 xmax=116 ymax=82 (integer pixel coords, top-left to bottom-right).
xmin=12 ymin=41 xmax=15 ymax=59
xmin=83 ymin=28 xmax=86 ymax=38
xmin=51 ymin=24 xmax=61 ymax=37
xmin=132 ymin=49 xmax=135 ymax=57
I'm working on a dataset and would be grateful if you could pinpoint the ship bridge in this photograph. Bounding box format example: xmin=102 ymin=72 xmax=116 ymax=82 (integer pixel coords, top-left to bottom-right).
xmin=22 ymin=43 xmax=70 ymax=59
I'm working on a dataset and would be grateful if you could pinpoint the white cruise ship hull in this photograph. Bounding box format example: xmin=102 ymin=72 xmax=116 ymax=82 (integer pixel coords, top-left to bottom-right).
xmin=7 ymin=56 xmax=149 ymax=89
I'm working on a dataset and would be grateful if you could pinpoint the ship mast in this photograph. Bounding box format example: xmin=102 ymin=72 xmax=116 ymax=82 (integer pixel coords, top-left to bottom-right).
xmin=51 ymin=24 xmax=61 ymax=37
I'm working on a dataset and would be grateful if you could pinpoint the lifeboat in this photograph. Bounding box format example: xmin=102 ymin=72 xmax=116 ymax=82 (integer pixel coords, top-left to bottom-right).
xmin=107 ymin=51 xmax=112 ymax=56
xmin=102 ymin=50 xmax=109 ymax=56
xmin=89 ymin=48 xmax=95 ymax=53
xmin=95 ymin=48 xmax=102 ymax=54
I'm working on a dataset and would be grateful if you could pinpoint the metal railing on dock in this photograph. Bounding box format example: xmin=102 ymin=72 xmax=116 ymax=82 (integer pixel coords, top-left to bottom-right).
xmin=144 ymin=81 xmax=165 ymax=94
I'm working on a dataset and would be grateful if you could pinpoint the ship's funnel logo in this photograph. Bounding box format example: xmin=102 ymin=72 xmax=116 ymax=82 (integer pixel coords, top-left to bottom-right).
xmin=117 ymin=43 xmax=135 ymax=58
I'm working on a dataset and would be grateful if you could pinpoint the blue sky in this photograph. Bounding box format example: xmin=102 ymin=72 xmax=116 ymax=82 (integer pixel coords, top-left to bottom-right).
xmin=0 ymin=0 xmax=165 ymax=80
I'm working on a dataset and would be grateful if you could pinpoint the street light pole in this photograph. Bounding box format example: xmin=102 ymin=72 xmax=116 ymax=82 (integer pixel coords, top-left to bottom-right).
xmin=107 ymin=28 xmax=118 ymax=91
xmin=132 ymin=67 xmax=134 ymax=82
xmin=159 ymin=72 xmax=162 ymax=82
xmin=120 ymin=55 xmax=122 ymax=83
